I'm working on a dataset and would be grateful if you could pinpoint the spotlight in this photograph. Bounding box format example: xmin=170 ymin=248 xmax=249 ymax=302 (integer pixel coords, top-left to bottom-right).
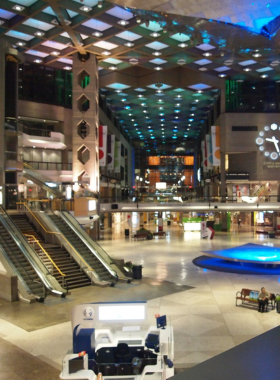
xmin=97 ymin=0 xmax=103 ymax=8
xmin=136 ymin=16 xmax=142 ymax=24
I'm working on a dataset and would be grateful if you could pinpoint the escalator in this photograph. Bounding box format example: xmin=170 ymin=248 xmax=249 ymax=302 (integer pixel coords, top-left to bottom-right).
xmin=23 ymin=162 xmax=62 ymax=197
xmin=48 ymin=214 xmax=117 ymax=285
xmin=0 ymin=208 xmax=67 ymax=300
xmin=10 ymin=214 xmax=91 ymax=290
xmin=0 ymin=220 xmax=46 ymax=301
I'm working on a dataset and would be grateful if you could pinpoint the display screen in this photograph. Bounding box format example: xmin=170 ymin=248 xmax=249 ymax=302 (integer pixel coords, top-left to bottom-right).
xmin=99 ymin=304 xmax=146 ymax=321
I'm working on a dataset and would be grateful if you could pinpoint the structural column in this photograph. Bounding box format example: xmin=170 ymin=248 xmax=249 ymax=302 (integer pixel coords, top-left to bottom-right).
xmin=0 ymin=39 xmax=6 ymax=207
xmin=72 ymin=52 xmax=100 ymax=193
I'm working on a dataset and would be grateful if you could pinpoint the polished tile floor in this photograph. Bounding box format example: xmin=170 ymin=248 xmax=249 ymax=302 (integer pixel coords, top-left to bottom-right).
xmin=1 ymin=221 xmax=280 ymax=379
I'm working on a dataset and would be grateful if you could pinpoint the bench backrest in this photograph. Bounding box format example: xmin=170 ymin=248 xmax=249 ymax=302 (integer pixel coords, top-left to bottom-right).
xmin=241 ymin=288 xmax=275 ymax=300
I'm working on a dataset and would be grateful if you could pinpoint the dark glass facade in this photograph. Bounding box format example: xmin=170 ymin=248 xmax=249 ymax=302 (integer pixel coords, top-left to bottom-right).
xmin=18 ymin=63 xmax=72 ymax=108
xmin=226 ymin=80 xmax=280 ymax=112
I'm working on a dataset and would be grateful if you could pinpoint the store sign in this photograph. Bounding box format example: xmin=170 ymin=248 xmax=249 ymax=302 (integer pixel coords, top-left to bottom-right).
xmin=256 ymin=123 xmax=280 ymax=161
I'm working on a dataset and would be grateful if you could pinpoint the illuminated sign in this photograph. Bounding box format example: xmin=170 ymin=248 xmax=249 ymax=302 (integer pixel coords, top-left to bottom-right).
xmin=256 ymin=123 xmax=280 ymax=160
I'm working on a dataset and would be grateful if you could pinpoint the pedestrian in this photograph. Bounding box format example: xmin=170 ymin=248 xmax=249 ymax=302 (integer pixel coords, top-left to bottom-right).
xmin=238 ymin=219 xmax=241 ymax=228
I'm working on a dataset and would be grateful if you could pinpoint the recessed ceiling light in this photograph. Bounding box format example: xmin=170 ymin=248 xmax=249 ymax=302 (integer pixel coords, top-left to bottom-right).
xmin=154 ymin=67 xmax=162 ymax=71
xmin=177 ymin=59 xmax=186 ymax=65
xmin=124 ymin=42 xmax=134 ymax=47
xmin=199 ymin=67 xmax=207 ymax=71
xmin=219 ymin=73 xmax=227 ymax=78
xmin=270 ymin=60 xmax=280 ymax=67
xmin=118 ymin=20 xmax=129 ymax=26
xmin=203 ymin=52 xmax=212 ymax=57
xmin=261 ymin=74 xmax=268 ymax=78
xmin=102 ymin=51 xmax=111 ymax=56
xmin=34 ymin=31 xmax=45 ymax=37
xmin=152 ymin=51 xmax=162 ymax=56
xmin=243 ymin=67 xmax=251 ymax=72
xmin=109 ymin=65 xmax=117 ymax=70
xmin=178 ymin=43 xmax=187 ymax=48
xmin=80 ymin=5 xmax=92 ymax=12
xmin=136 ymin=16 xmax=142 ymax=24
xmin=0 ymin=21 xmax=4 ymax=26
xmin=236 ymin=79 xmax=244 ymax=82
xmin=16 ymin=41 xmax=26 ymax=46
xmin=150 ymin=32 xmax=160 ymax=38
xmin=51 ymin=51 xmax=60 ymax=56
xmin=252 ymin=52 xmax=262 ymax=58
xmin=64 ymin=66 xmax=72 ymax=70
xmin=34 ymin=59 xmax=42 ymax=63
xmin=224 ymin=59 xmax=233 ymax=66
xmin=97 ymin=0 xmax=103 ymax=8
xmin=93 ymin=31 xmax=103 ymax=37
xmin=129 ymin=58 xmax=138 ymax=64
xmin=12 ymin=4 xmax=25 ymax=11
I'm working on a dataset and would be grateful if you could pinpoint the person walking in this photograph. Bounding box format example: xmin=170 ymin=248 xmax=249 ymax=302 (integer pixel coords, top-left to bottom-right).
xmin=238 ymin=218 xmax=241 ymax=228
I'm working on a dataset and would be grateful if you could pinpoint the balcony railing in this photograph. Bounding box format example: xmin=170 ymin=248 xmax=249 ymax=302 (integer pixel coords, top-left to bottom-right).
xmin=24 ymin=161 xmax=72 ymax=171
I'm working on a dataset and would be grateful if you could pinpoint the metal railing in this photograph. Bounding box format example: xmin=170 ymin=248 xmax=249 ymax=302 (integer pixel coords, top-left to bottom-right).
xmin=24 ymin=160 xmax=72 ymax=171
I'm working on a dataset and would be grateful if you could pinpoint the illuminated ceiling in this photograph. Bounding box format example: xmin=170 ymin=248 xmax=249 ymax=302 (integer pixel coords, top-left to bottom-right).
xmin=1 ymin=0 xmax=280 ymax=149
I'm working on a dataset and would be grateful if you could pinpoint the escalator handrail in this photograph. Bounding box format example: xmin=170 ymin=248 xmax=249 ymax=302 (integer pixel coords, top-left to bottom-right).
xmin=23 ymin=234 xmax=66 ymax=277
xmin=0 ymin=243 xmax=46 ymax=302
xmin=58 ymin=211 xmax=118 ymax=280
xmin=0 ymin=206 xmax=65 ymax=296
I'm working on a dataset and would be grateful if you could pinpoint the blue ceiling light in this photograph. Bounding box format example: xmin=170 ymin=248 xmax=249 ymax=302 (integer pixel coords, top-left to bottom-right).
xmin=172 ymin=136 xmax=177 ymax=139
xmin=188 ymin=118 xmax=194 ymax=121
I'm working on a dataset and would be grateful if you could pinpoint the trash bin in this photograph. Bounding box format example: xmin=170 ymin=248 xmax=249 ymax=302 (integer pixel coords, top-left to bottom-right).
xmin=125 ymin=229 xmax=130 ymax=237
xmin=167 ymin=220 xmax=171 ymax=226
xmin=132 ymin=265 xmax=143 ymax=279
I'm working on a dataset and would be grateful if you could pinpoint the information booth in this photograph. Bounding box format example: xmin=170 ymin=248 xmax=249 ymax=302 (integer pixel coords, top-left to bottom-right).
xmin=60 ymin=302 xmax=174 ymax=380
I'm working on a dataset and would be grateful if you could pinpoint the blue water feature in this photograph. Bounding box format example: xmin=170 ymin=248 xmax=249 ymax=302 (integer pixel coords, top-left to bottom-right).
xmin=203 ymin=243 xmax=280 ymax=264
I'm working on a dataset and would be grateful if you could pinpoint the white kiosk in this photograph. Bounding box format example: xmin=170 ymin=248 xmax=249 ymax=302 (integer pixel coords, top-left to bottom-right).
xmin=60 ymin=302 xmax=174 ymax=380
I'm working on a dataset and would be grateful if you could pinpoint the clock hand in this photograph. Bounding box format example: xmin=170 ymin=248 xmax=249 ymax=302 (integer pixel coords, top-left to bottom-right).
xmin=266 ymin=136 xmax=280 ymax=152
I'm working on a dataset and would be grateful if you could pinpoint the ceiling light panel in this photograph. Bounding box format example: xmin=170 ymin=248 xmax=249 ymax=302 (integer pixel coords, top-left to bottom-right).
xmin=103 ymin=58 xmax=123 ymax=64
xmin=106 ymin=83 xmax=131 ymax=90
xmin=147 ymin=84 xmax=172 ymax=90
xmin=194 ymin=59 xmax=212 ymax=65
xmin=25 ymin=50 xmax=49 ymax=57
xmin=145 ymin=41 xmax=168 ymax=50
xmin=115 ymin=31 xmax=142 ymax=41
xmin=0 ymin=9 xmax=16 ymax=19
xmin=170 ymin=33 xmax=190 ymax=42
xmin=82 ymin=19 xmax=112 ymax=31
xmin=93 ymin=41 xmax=118 ymax=50
xmin=214 ymin=66 xmax=231 ymax=72
xmin=238 ymin=59 xmax=257 ymax=66
xmin=149 ymin=58 xmax=167 ymax=65
xmin=140 ymin=21 xmax=162 ymax=32
xmin=57 ymin=58 xmax=73 ymax=64
xmin=105 ymin=6 xmax=133 ymax=20
xmin=196 ymin=43 xmax=215 ymax=51
xmin=5 ymin=30 xmax=34 ymax=41
xmin=256 ymin=67 xmax=273 ymax=72
xmin=188 ymin=83 xmax=212 ymax=90
xmin=23 ymin=18 xmax=54 ymax=31
xmin=42 ymin=41 xmax=68 ymax=50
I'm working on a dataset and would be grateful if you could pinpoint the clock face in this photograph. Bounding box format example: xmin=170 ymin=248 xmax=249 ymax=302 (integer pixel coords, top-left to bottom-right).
xmin=256 ymin=123 xmax=280 ymax=160
xmin=83 ymin=307 xmax=94 ymax=318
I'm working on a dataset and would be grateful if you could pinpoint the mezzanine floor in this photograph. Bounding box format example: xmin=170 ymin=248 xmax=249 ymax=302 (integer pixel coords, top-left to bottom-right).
xmin=0 ymin=222 xmax=280 ymax=380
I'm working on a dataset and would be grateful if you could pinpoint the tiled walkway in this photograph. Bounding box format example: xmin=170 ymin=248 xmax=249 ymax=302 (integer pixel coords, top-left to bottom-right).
xmin=1 ymin=222 xmax=280 ymax=378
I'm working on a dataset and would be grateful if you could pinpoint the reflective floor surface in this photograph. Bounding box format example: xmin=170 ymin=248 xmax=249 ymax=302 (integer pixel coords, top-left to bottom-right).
xmin=1 ymin=221 xmax=280 ymax=379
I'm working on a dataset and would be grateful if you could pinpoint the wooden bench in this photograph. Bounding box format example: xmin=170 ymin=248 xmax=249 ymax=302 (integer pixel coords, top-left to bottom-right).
xmin=153 ymin=231 xmax=166 ymax=238
xmin=236 ymin=288 xmax=276 ymax=311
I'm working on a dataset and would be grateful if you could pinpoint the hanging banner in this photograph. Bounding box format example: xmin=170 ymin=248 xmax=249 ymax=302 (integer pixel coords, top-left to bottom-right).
xmin=99 ymin=125 xmax=107 ymax=167
xmin=211 ymin=126 xmax=221 ymax=166
xmin=114 ymin=141 xmax=121 ymax=173
xmin=107 ymin=134 xmax=115 ymax=171
xmin=201 ymin=140 xmax=207 ymax=172
xmin=206 ymin=134 xmax=213 ymax=170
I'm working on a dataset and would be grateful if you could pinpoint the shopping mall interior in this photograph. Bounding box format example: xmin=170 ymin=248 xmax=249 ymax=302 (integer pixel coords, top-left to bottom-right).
xmin=2 ymin=0 xmax=280 ymax=379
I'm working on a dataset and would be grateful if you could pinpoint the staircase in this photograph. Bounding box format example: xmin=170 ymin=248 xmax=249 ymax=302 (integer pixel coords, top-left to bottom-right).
xmin=10 ymin=214 xmax=91 ymax=290
xmin=49 ymin=214 xmax=116 ymax=284
xmin=0 ymin=220 xmax=45 ymax=299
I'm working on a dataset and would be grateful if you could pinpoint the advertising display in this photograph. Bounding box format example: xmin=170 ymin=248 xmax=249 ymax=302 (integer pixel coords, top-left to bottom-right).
xmin=99 ymin=125 xmax=107 ymax=167
xmin=107 ymin=134 xmax=115 ymax=170
xmin=114 ymin=140 xmax=121 ymax=173
xmin=206 ymin=134 xmax=213 ymax=170
xmin=211 ymin=126 xmax=221 ymax=166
